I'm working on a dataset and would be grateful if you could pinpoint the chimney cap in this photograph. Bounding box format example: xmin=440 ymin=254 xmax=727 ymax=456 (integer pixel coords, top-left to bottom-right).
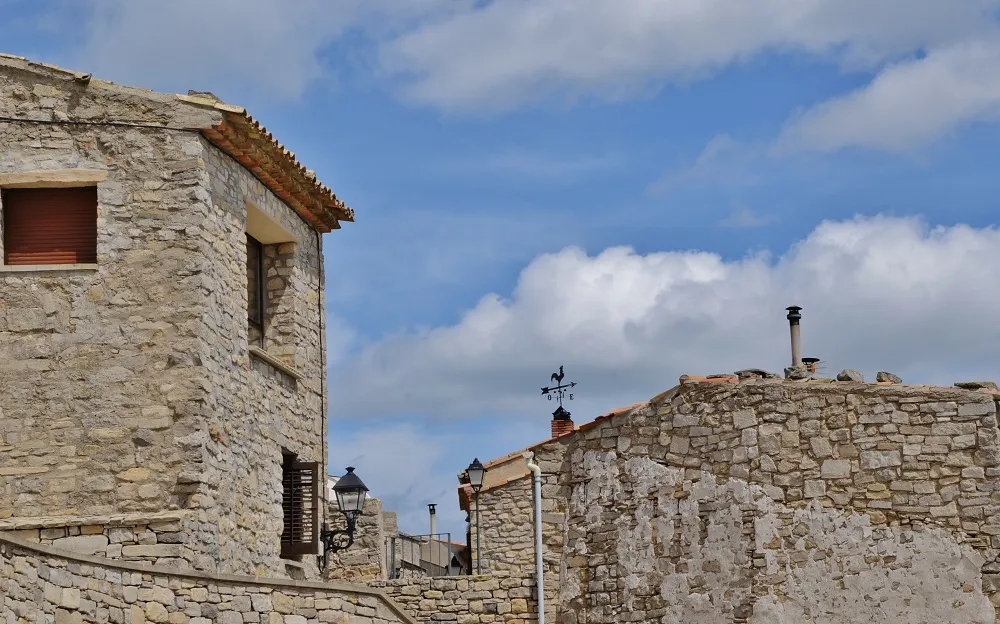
xmin=786 ymin=305 xmax=802 ymax=321
xmin=552 ymin=405 xmax=572 ymax=421
xmin=428 ymin=503 xmax=437 ymax=514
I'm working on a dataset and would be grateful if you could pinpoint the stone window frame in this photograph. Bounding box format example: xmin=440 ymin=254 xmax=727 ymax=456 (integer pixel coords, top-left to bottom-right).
xmin=0 ymin=169 xmax=106 ymax=273
xmin=247 ymin=233 xmax=266 ymax=347
xmin=245 ymin=200 xmax=303 ymax=380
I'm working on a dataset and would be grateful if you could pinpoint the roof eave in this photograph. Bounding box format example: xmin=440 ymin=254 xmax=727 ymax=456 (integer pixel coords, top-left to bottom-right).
xmin=176 ymin=95 xmax=353 ymax=233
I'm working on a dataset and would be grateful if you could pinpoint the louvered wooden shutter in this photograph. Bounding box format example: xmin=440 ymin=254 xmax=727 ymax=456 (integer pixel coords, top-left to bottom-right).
xmin=281 ymin=460 xmax=320 ymax=556
xmin=2 ymin=187 xmax=98 ymax=265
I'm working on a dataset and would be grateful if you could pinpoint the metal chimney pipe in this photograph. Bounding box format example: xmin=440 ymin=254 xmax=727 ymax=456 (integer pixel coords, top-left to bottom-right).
xmin=428 ymin=503 xmax=437 ymax=537
xmin=786 ymin=306 xmax=802 ymax=368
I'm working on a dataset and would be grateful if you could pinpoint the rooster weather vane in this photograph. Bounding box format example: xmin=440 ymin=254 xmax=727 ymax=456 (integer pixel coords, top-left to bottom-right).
xmin=541 ymin=365 xmax=577 ymax=421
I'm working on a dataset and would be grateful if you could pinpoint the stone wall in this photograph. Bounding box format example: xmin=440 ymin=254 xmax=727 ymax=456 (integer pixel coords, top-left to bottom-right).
xmin=0 ymin=511 xmax=199 ymax=569
xmin=471 ymin=449 xmax=567 ymax=624
xmin=0 ymin=56 xmax=333 ymax=580
xmin=325 ymin=498 xmax=387 ymax=582
xmin=0 ymin=57 xmax=221 ymax=556
xmin=556 ymin=378 xmax=1000 ymax=623
xmin=562 ymin=457 xmax=994 ymax=623
xmin=197 ymin=139 xmax=328 ymax=578
xmin=371 ymin=573 xmax=537 ymax=624
xmin=0 ymin=533 xmax=415 ymax=624
xmin=472 ymin=377 xmax=1000 ymax=622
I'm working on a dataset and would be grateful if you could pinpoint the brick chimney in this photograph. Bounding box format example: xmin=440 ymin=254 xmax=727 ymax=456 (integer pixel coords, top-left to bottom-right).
xmin=551 ymin=405 xmax=574 ymax=438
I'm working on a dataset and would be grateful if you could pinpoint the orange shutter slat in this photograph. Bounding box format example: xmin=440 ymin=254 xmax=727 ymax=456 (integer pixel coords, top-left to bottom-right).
xmin=2 ymin=187 xmax=98 ymax=265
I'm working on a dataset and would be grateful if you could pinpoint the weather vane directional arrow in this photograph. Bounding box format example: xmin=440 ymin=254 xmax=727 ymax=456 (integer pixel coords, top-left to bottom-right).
xmin=541 ymin=365 xmax=577 ymax=420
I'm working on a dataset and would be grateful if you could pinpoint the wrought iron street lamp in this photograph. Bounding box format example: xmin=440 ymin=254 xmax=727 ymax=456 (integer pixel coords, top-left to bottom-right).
xmin=319 ymin=466 xmax=369 ymax=569
xmin=466 ymin=458 xmax=487 ymax=574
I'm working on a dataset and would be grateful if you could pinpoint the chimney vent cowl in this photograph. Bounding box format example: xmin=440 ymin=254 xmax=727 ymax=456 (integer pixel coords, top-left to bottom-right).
xmin=786 ymin=305 xmax=803 ymax=368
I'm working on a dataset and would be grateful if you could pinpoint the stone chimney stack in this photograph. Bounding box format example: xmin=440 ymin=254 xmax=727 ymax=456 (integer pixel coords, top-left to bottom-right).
xmin=552 ymin=405 xmax=574 ymax=438
xmin=428 ymin=503 xmax=437 ymax=536
xmin=786 ymin=305 xmax=803 ymax=368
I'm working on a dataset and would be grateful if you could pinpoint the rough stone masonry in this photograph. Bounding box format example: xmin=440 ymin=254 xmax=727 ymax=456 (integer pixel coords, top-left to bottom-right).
xmin=468 ymin=375 xmax=1000 ymax=623
xmin=0 ymin=53 xmax=347 ymax=580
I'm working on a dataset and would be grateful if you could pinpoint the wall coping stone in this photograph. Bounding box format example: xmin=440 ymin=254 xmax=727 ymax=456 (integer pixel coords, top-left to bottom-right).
xmin=0 ymin=510 xmax=189 ymax=530
xmin=0 ymin=532 xmax=418 ymax=624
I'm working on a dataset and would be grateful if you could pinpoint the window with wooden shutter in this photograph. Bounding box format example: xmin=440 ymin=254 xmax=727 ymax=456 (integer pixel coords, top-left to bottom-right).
xmin=2 ymin=187 xmax=98 ymax=265
xmin=281 ymin=457 xmax=320 ymax=557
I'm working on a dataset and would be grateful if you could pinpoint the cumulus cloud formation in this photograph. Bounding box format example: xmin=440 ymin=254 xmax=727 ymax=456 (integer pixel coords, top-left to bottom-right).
xmin=57 ymin=1 xmax=1000 ymax=150
xmin=68 ymin=0 xmax=461 ymax=99
xmin=72 ymin=0 xmax=346 ymax=98
xmin=381 ymin=0 xmax=1000 ymax=110
xmin=332 ymin=216 xmax=1000 ymax=421
xmin=778 ymin=40 xmax=1000 ymax=152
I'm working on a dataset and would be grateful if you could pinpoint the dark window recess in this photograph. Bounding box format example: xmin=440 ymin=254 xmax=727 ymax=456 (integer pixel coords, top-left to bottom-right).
xmin=247 ymin=235 xmax=265 ymax=343
xmin=2 ymin=187 xmax=98 ymax=265
xmin=281 ymin=455 xmax=319 ymax=557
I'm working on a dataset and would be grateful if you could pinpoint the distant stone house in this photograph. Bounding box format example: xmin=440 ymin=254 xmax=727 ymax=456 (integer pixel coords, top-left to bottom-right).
xmin=460 ymin=372 xmax=1000 ymax=623
xmin=0 ymin=53 xmax=352 ymax=581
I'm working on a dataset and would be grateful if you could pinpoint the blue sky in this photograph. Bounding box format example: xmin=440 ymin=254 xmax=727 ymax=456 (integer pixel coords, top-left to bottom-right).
xmin=5 ymin=0 xmax=1000 ymax=539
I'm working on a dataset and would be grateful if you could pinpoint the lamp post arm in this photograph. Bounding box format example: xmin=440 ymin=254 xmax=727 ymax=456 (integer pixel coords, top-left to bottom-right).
xmin=319 ymin=514 xmax=359 ymax=569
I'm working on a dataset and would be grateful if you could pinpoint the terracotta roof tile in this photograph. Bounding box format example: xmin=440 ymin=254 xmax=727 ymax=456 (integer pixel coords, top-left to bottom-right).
xmin=181 ymin=95 xmax=352 ymax=232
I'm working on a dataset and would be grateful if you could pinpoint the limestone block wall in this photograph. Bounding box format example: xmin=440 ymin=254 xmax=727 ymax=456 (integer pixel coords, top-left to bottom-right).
xmin=198 ymin=142 xmax=329 ymax=578
xmin=0 ymin=60 xmax=221 ymax=532
xmin=0 ymin=56 xmax=333 ymax=580
xmin=371 ymin=573 xmax=537 ymax=624
xmin=553 ymin=379 xmax=1000 ymax=623
xmin=0 ymin=533 xmax=415 ymax=624
xmin=325 ymin=498 xmax=388 ymax=582
xmin=0 ymin=511 xmax=198 ymax=569
xmin=471 ymin=442 xmax=570 ymax=624
xmin=638 ymin=380 xmax=1000 ymax=537
xmin=560 ymin=457 xmax=994 ymax=623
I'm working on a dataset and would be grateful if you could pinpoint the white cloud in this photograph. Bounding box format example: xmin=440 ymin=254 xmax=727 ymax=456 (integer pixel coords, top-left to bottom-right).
xmin=71 ymin=0 xmax=347 ymax=99
xmin=380 ymin=0 xmax=1000 ymax=111
xmin=49 ymin=0 xmax=1000 ymax=152
xmin=332 ymin=216 xmax=1000 ymax=421
xmin=778 ymin=40 xmax=1000 ymax=152
xmin=65 ymin=0 xmax=463 ymax=99
xmin=56 ymin=1 xmax=1000 ymax=119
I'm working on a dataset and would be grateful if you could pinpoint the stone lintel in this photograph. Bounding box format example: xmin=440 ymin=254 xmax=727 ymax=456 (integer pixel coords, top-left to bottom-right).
xmin=0 ymin=168 xmax=108 ymax=188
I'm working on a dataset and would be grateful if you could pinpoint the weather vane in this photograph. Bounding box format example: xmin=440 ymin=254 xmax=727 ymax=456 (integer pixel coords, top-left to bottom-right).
xmin=541 ymin=365 xmax=577 ymax=420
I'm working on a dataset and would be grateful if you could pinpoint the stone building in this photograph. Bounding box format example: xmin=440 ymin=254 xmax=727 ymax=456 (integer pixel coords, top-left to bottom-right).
xmin=0 ymin=53 xmax=350 ymax=581
xmin=460 ymin=372 xmax=1000 ymax=623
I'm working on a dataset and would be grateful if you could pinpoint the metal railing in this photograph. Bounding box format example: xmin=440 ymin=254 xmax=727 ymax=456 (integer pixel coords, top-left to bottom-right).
xmin=386 ymin=532 xmax=463 ymax=579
